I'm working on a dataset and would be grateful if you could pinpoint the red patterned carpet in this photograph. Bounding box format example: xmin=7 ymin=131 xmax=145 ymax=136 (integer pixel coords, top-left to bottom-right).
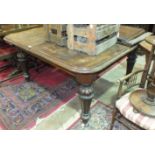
xmin=0 ymin=60 xmax=129 ymax=130
xmin=0 ymin=39 xmax=78 ymax=130
xmin=0 ymin=64 xmax=78 ymax=129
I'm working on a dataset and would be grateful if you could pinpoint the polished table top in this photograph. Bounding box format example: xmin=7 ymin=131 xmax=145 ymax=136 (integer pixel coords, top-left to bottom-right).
xmin=4 ymin=27 xmax=136 ymax=74
xmin=119 ymin=25 xmax=145 ymax=41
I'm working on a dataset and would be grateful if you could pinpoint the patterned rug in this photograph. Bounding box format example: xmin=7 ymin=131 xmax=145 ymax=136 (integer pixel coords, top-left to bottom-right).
xmin=0 ymin=66 xmax=77 ymax=130
xmin=68 ymin=101 xmax=127 ymax=130
xmin=0 ymin=48 xmax=145 ymax=130
xmin=0 ymin=58 xmax=127 ymax=130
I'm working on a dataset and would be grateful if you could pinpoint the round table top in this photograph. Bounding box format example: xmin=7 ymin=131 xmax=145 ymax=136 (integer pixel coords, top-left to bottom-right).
xmin=130 ymin=89 xmax=155 ymax=117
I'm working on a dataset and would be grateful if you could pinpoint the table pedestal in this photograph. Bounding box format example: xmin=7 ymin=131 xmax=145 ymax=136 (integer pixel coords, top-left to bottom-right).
xmin=130 ymin=89 xmax=155 ymax=117
xmin=130 ymin=37 xmax=155 ymax=117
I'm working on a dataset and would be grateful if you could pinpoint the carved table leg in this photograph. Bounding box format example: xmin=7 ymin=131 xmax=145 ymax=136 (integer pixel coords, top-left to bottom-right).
xmin=126 ymin=49 xmax=137 ymax=75
xmin=76 ymin=74 xmax=96 ymax=124
xmin=17 ymin=50 xmax=30 ymax=81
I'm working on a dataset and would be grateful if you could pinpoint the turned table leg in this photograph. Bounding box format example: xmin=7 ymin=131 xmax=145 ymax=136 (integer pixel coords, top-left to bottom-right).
xmin=17 ymin=50 xmax=30 ymax=81
xmin=126 ymin=49 xmax=137 ymax=75
xmin=76 ymin=74 xmax=96 ymax=124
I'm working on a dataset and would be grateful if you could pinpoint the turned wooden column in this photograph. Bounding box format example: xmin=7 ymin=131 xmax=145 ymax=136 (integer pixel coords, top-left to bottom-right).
xmin=140 ymin=37 xmax=155 ymax=88
xmin=76 ymin=74 xmax=97 ymax=124
xmin=146 ymin=47 xmax=155 ymax=103
xmin=17 ymin=49 xmax=30 ymax=81
xmin=142 ymin=36 xmax=155 ymax=103
xmin=146 ymin=78 xmax=155 ymax=104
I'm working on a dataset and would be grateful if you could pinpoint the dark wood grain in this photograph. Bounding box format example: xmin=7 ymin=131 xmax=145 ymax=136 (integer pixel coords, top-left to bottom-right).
xmin=4 ymin=27 xmax=136 ymax=74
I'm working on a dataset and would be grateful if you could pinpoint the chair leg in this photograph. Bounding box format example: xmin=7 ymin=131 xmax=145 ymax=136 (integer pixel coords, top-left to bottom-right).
xmin=110 ymin=107 xmax=117 ymax=130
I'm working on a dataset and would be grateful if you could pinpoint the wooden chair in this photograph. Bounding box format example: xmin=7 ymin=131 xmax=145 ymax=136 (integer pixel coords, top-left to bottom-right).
xmin=110 ymin=35 xmax=155 ymax=130
xmin=110 ymin=70 xmax=147 ymax=129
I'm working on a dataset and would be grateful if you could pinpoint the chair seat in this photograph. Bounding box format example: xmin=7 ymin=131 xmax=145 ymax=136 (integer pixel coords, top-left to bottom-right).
xmin=116 ymin=92 xmax=155 ymax=130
